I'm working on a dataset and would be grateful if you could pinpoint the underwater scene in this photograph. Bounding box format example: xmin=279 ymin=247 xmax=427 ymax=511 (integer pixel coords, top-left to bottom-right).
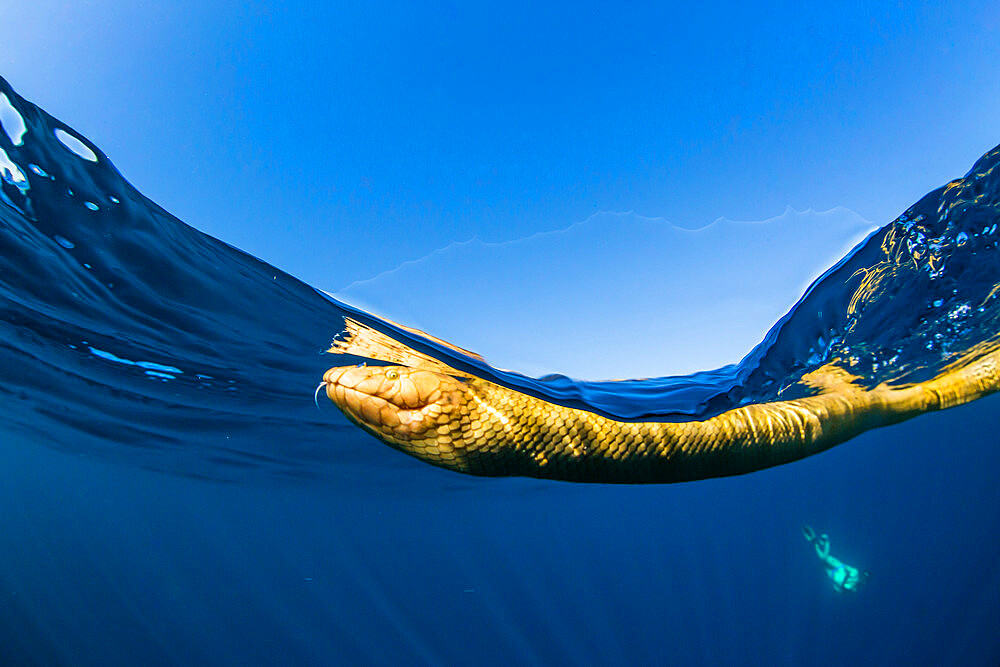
xmin=2 ymin=66 xmax=1000 ymax=666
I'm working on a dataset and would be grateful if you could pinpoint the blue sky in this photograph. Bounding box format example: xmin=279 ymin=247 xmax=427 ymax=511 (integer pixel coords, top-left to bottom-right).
xmin=3 ymin=1 xmax=998 ymax=375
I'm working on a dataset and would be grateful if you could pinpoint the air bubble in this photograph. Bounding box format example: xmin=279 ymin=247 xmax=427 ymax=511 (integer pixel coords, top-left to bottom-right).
xmin=84 ymin=201 xmax=99 ymax=211
xmin=948 ymin=304 xmax=971 ymax=320
xmin=956 ymin=231 xmax=969 ymax=247
xmin=54 ymin=235 xmax=75 ymax=249
xmin=28 ymin=164 xmax=49 ymax=177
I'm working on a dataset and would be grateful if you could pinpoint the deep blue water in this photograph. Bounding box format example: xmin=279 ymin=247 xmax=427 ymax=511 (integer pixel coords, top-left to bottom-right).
xmin=1 ymin=76 xmax=999 ymax=665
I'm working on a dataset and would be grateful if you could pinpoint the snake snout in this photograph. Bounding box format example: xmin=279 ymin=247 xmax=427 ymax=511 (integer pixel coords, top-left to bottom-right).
xmin=324 ymin=365 xmax=373 ymax=389
xmin=322 ymin=364 xmax=467 ymax=436
xmin=322 ymin=368 xmax=338 ymax=387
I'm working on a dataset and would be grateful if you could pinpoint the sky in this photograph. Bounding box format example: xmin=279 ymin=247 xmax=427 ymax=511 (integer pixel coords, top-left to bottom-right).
xmin=2 ymin=0 xmax=998 ymax=375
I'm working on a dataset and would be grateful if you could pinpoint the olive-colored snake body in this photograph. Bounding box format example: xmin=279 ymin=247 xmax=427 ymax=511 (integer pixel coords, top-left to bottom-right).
xmin=322 ymin=320 xmax=1000 ymax=483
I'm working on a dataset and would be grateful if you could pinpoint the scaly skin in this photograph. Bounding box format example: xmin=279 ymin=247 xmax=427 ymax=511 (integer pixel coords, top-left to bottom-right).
xmin=322 ymin=349 xmax=1000 ymax=483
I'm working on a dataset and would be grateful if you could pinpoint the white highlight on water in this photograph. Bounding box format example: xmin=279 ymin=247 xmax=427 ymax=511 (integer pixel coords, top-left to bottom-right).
xmin=55 ymin=128 xmax=98 ymax=162
xmin=0 ymin=146 xmax=28 ymax=193
xmin=87 ymin=345 xmax=183 ymax=379
xmin=0 ymin=93 xmax=27 ymax=146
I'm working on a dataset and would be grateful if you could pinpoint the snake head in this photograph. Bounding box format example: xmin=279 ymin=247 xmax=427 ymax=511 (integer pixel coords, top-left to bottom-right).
xmin=322 ymin=365 xmax=467 ymax=448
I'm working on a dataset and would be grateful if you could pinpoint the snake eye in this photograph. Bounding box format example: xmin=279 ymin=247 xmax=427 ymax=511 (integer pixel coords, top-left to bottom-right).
xmin=385 ymin=369 xmax=399 ymax=380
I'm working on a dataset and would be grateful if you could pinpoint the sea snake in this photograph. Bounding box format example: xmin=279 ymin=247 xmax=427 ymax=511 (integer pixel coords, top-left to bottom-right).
xmin=320 ymin=318 xmax=1000 ymax=483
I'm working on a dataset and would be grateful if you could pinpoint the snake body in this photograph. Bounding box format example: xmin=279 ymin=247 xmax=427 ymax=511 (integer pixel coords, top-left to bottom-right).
xmin=322 ymin=329 xmax=1000 ymax=483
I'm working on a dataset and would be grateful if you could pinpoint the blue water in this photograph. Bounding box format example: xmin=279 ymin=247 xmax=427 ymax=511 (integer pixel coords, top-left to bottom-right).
xmin=1 ymin=76 xmax=999 ymax=664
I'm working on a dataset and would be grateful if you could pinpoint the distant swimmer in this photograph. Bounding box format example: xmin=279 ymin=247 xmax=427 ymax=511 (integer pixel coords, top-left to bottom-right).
xmin=803 ymin=526 xmax=870 ymax=593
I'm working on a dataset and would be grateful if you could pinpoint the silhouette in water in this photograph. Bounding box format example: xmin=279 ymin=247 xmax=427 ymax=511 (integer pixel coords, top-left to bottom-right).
xmin=803 ymin=526 xmax=870 ymax=593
